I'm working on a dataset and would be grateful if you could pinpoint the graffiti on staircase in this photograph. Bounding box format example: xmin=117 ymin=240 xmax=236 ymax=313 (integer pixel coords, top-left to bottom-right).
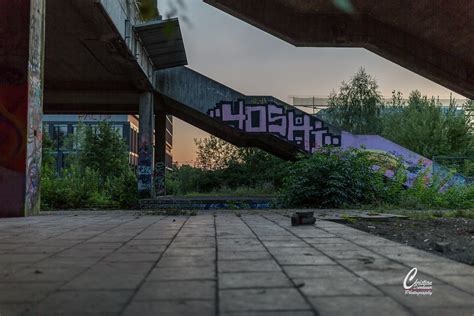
xmin=208 ymin=100 xmax=341 ymax=153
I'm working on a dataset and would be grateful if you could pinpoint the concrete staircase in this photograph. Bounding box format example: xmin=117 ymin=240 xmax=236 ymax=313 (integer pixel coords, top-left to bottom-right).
xmin=155 ymin=66 xmax=465 ymax=187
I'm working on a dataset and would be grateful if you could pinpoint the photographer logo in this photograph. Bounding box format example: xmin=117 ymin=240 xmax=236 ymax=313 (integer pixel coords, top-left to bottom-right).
xmin=403 ymin=267 xmax=433 ymax=296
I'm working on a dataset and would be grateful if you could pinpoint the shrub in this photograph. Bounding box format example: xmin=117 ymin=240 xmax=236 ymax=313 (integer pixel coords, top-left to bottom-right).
xmin=41 ymin=123 xmax=138 ymax=209
xmin=41 ymin=165 xmax=115 ymax=209
xmin=278 ymin=148 xmax=386 ymax=208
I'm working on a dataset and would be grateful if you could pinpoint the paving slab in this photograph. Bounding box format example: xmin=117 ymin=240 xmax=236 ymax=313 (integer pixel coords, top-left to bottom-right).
xmin=134 ymin=280 xmax=215 ymax=300
xmin=219 ymin=271 xmax=292 ymax=289
xmin=25 ymin=290 xmax=132 ymax=316
xmin=220 ymin=288 xmax=310 ymax=312
xmin=148 ymin=266 xmax=216 ymax=281
xmin=308 ymin=296 xmax=411 ymax=316
xmin=218 ymin=260 xmax=281 ymax=273
xmin=0 ymin=211 xmax=472 ymax=316
xmin=122 ymin=300 xmax=216 ymax=316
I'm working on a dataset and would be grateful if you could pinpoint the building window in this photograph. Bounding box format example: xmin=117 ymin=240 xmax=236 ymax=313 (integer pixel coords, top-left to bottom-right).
xmin=113 ymin=125 xmax=124 ymax=137
xmin=51 ymin=124 xmax=68 ymax=148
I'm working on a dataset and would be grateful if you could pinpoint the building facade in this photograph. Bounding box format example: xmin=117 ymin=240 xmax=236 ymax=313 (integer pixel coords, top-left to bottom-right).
xmin=43 ymin=114 xmax=173 ymax=170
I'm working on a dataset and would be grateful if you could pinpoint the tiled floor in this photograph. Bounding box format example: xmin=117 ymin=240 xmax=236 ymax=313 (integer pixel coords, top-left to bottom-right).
xmin=0 ymin=211 xmax=472 ymax=315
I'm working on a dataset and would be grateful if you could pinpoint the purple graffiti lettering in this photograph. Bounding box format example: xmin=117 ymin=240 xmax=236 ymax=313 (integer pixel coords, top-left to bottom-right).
xmin=245 ymin=105 xmax=267 ymax=132
xmin=208 ymin=100 xmax=341 ymax=153
xmin=267 ymin=104 xmax=287 ymax=137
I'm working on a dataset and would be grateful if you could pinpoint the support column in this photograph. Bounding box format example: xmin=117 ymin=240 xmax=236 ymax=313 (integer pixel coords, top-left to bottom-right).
xmin=137 ymin=92 xmax=155 ymax=198
xmin=154 ymin=111 xmax=167 ymax=196
xmin=0 ymin=0 xmax=46 ymax=217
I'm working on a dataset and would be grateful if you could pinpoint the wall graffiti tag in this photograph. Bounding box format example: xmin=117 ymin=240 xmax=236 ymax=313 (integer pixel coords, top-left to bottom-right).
xmin=0 ymin=0 xmax=45 ymax=216
xmin=137 ymin=142 xmax=153 ymax=194
xmin=25 ymin=0 xmax=46 ymax=214
xmin=154 ymin=162 xmax=166 ymax=196
xmin=208 ymin=100 xmax=341 ymax=153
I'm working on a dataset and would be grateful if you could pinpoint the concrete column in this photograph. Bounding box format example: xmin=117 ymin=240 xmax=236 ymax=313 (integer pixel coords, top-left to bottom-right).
xmin=0 ymin=0 xmax=46 ymax=217
xmin=137 ymin=92 xmax=155 ymax=198
xmin=154 ymin=111 xmax=166 ymax=196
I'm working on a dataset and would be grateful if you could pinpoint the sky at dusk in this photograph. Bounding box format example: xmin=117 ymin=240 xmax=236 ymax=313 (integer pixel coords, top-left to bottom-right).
xmin=158 ymin=0 xmax=464 ymax=165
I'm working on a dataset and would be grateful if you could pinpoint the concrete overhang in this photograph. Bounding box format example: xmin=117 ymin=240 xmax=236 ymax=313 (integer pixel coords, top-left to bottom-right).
xmin=204 ymin=0 xmax=474 ymax=99
xmin=43 ymin=1 xmax=186 ymax=115
xmin=134 ymin=18 xmax=188 ymax=70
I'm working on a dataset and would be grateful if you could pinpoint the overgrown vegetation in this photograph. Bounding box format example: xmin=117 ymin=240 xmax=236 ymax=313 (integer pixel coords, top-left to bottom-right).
xmin=41 ymin=122 xmax=137 ymax=210
xmin=166 ymin=136 xmax=288 ymax=196
xmin=323 ymin=68 xmax=474 ymax=178
xmin=325 ymin=68 xmax=385 ymax=134
xmin=383 ymin=91 xmax=473 ymax=160
xmin=40 ymin=68 xmax=474 ymax=212
xmin=277 ymin=147 xmax=474 ymax=209
xmin=166 ymin=136 xmax=473 ymax=210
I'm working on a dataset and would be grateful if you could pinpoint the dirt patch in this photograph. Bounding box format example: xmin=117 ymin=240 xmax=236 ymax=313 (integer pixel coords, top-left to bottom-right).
xmin=345 ymin=217 xmax=474 ymax=265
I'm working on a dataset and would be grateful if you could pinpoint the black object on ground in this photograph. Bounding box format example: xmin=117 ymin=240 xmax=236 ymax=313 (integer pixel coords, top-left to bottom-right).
xmin=291 ymin=211 xmax=316 ymax=226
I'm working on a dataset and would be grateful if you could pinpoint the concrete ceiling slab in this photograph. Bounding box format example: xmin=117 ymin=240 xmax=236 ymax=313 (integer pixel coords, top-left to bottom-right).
xmin=205 ymin=0 xmax=474 ymax=99
xmin=134 ymin=18 xmax=188 ymax=70
xmin=44 ymin=0 xmax=149 ymax=94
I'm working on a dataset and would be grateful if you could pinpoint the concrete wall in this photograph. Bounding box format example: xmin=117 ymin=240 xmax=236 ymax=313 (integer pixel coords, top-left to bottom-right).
xmin=0 ymin=0 xmax=46 ymax=217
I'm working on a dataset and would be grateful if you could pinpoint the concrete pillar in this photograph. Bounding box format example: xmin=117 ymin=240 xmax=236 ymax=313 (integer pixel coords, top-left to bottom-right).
xmin=154 ymin=111 xmax=167 ymax=196
xmin=0 ymin=0 xmax=46 ymax=217
xmin=137 ymin=92 xmax=155 ymax=198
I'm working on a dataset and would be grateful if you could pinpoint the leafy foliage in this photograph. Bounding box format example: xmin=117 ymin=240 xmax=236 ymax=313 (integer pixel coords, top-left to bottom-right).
xmin=382 ymin=91 xmax=473 ymax=159
xmin=325 ymin=68 xmax=384 ymax=134
xmin=323 ymin=68 xmax=473 ymax=177
xmin=137 ymin=0 xmax=159 ymax=21
xmin=41 ymin=122 xmax=137 ymax=209
xmin=80 ymin=123 xmax=130 ymax=183
xmin=194 ymin=136 xmax=241 ymax=170
xmin=278 ymin=147 xmax=473 ymax=210
xmin=278 ymin=148 xmax=387 ymax=208
xmin=167 ymin=136 xmax=288 ymax=196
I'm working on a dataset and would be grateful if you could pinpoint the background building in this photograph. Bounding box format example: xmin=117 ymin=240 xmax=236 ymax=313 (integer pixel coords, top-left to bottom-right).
xmin=43 ymin=114 xmax=173 ymax=170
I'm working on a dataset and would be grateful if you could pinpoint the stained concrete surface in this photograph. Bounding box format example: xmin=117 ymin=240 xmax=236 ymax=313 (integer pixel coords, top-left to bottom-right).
xmin=0 ymin=211 xmax=472 ymax=315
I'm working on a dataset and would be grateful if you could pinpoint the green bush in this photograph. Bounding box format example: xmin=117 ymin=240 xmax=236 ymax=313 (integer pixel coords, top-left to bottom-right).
xmin=382 ymin=91 xmax=473 ymax=160
xmin=41 ymin=165 xmax=116 ymax=209
xmin=167 ymin=139 xmax=289 ymax=196
xmin=41 ymin=122 xmax=138 ymax=210
xmin=277 ymin=147 xmax=474 ymax=210
xmin=278 ymin=148 xmax=386 ymax=208
xmin=104 ymin=167 xmax=138 ymax=208
xmin=396 ymin=174 xmax=474 ymax=210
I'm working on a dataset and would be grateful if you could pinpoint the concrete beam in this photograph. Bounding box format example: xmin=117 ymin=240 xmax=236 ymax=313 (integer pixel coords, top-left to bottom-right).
xmin=156 ymin=93 xmax=301 ymax=160
xmin=155 ymin=67 xmax=341 ymax=160
xmin=43 ymin=90 xmax=139 ymax=114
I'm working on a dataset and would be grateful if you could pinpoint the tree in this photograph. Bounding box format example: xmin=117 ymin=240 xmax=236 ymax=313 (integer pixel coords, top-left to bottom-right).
xmin=194 ymin=135 xmax=240 ymax=170
xmin=41 ymin=122 xmax=137 ymax=209
xmin=138 ymin=0 xmax=159 ymax=21
xmin=190 ymin=135 xmax=288 ymax=192
xmin=79 ymin=122 xmax=129 ymax=182
xmin=382 ymin=91 xmax=473 ymax=159
xmin=326 ymin=68 xmax=384 ymax=134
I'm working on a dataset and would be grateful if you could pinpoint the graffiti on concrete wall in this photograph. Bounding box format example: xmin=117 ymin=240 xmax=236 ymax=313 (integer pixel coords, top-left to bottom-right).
xmin=208 ymin=100 xmax=341 ymax=153
xmin=78 ymin=114 xmax=113 ymax=121
xmin=0 ymin=0 xmax=30 ymax=173
xmin=0 ymin=0 xmax=45 ymax=216
xmin=154 ymin=162 xmax=166 ymax=196
xmin=137 ymin=141 xmax=153 ymax=195
xmin=25 ymin=0 xmax=46 ymax=215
